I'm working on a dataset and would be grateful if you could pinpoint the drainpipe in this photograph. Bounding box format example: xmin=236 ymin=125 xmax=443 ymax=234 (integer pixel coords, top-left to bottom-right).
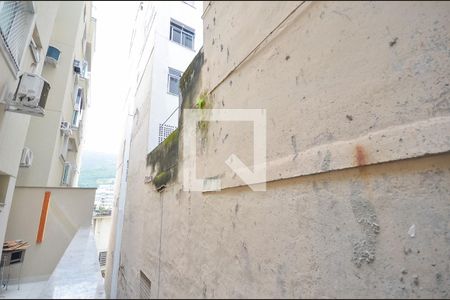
xmin=110 ymin=101 xmax=134 ymax=299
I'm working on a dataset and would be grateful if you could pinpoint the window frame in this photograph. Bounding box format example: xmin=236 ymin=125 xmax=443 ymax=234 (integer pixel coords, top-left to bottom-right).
xmin=71 ymin=109 xmax=82 ymax=128
xmin=167 ymin=67 xmax=182 ymax=96
xmin=169 ymin=19 xmax=195 ymax=50
xmin=61 ymin=134 xmax=69 ymax=161
xmin=61 ymin=162 xmax=72 ymax=186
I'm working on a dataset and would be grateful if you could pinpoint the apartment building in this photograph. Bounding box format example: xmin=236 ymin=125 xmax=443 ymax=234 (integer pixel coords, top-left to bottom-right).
xmin=107 ymin=1 xmax=450 ymax=298
xmin=104 ymin=1 xmax=203 ymax=297
xmin=0 ymin=0 xmax=59 ymax=256
xmin=128 ymin=0 xmax=203 ymax=153
xmin=0 ymin=2 xmax=102 ymax=296
xmin=16 ymin=1 xmax=95 ymax=188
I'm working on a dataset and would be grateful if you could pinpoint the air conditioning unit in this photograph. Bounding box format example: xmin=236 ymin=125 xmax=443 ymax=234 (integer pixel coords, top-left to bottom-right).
xmin=60 ymin=121 xmax=72 ymax=136
xmin=61 ymin=162 xmax=73 ymax=186
xmin=73 ymin=59 xmax=81 ymax=74
xmin=5 ymin=73 xmax=50 ymax=117
xmin=45 ymin=46 xmax=61 ymax=66
xmin=20 ymin=147 xmax=33 ymax=168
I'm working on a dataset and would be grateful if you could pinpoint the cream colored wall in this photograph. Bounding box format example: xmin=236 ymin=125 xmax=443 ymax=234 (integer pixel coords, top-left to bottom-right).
xmin=5 ymin=186 xmax=96 ymax=282
xmin=110 ymin=1 xmax=450 ymax=298
xmin=17 ymin=1 xmax=94 ymax=188
xmin=0 ymin=1 xmax=60 ymax=250
xmin=47 ymin=1 xmax=94 ymax=187
xmin=0 ymin=176 xmax=16 ymax=252
xmin=0 ymin=1 xmax=60 ymax=178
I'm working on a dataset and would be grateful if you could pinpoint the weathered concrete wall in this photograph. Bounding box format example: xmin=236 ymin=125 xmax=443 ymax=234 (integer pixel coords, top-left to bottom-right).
xmin=120 ymin=154 xmax=450 ymax=298
xmin=111 ymin=1 xmax=450 ymax=298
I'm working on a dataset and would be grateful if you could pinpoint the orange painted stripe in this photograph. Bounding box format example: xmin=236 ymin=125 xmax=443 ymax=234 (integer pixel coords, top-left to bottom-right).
xmin=36 ymin=191 xmax=51 ymax=244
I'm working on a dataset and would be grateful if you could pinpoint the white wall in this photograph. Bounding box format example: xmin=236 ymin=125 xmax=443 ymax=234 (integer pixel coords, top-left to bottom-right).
xmin=142 ymin=1 xmax=203 ymax=153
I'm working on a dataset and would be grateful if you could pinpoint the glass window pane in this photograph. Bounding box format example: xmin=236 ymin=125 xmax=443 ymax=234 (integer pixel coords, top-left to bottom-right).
xmin=171 ymin=27 xmax=181 ymax=43
xmin=72 ymin=110 xmax=79 ymax=127
xmin=169 ymin=76 xmax=179 ymax=95
xmin=169 ymin=67 xmax=182 ymax=78
xmin=183 ymin=33 xmax=193 ymax=49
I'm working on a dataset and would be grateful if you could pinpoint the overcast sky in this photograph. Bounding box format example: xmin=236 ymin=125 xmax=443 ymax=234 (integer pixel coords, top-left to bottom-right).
xmin=82 ymin=1 xmax=137 ymax=155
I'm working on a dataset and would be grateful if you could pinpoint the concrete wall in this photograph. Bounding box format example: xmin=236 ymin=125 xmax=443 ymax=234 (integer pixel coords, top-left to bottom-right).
xmin=4 ymin=186 xmax=96 ymax=282
xmin=108 ymin=1 xmax=450 ymax=298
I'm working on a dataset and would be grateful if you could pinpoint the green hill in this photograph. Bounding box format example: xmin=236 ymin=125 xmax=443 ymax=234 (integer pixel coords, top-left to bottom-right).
xmin=78 ymin=151 xmax=117 ymax=188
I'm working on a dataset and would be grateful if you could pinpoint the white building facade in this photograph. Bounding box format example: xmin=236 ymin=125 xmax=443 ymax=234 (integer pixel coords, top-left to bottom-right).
xmin=127 ymin=1 xmax=203 ymax=153
xmin=105 ymin=1 xmax=203 ymax=297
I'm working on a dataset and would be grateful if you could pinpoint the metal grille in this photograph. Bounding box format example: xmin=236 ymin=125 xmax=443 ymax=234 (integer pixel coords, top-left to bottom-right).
xmin=158 ymin=124 xmax=176 ymax=144
xmin=98 ymin=251 xmax=107 ymax=267
xmin=0 ymin=1 xmax=33 ymax=70
xmin=139 ymin=271 xmax=151 ymax=299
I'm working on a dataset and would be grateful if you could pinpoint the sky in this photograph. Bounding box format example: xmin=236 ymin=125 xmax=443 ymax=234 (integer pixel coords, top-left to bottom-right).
xmin=82 ymin=2 xmax=137 ymax=155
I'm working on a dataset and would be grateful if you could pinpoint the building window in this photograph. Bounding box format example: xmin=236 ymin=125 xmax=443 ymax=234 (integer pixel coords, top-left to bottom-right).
xmin=169 ymin=19 xmax=195 ymax=50
xmin=158 ymin=124 xmax=177 ymax=144
xmin=0 ymin=1 xmax=35 ymax=72
xmin=71 ymin=110 xmax=82 ymax=128
xmin=61 ymin=162 xmax=72 ymax=186
xmin=98 ymin=251 xmax=107 ymax=267
xmin=167 ymin=67 xmax=182 ymax=96
xmin=74 ymin=87 xmax=83 ymax=111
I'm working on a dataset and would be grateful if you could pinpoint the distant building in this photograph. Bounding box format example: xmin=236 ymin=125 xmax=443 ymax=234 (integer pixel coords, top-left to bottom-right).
xmin=94 ymin=183 xmax=114 ymax=215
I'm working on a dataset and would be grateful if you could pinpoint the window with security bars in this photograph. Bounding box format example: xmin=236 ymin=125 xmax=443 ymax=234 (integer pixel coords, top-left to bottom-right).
xmin=169 ymin=19 xmax=195 ymax=50
xmin=158 ymin=124 xmax=176 ymax=144
xmin=0 ymin=1 xmax=34 ymax=72
xmin=139 ymin=271 xmax=151 ymax=299
xmin=98 ymin=251 xmax=107 ymax=267
xmin=167 ymin=67 xmax=182 ymax=95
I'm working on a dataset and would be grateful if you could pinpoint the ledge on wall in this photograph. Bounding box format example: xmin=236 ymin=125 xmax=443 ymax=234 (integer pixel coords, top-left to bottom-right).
xmin=146 ymin=129 xmax=179 ymax=191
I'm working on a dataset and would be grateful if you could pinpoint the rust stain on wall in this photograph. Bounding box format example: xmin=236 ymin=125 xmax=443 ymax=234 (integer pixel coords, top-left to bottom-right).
xmin=355 ymin=145 xmax=367 ymax=166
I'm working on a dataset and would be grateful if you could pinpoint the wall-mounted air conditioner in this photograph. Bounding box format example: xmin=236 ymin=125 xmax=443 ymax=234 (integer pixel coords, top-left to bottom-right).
xmin=5 ymin=73 xmax=51 ymax=117
xmin=60 ymin=121 xmax=72 ymax=136
xmin=45 ymin=46 xmax=61 ymax=66
xmin=61 ymin=162 xmax=73 ymax=186
xmin=20 ymin=147 xmax=33 ymax=168
xmin=73 ymin=59 xmax=81 ymax=74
